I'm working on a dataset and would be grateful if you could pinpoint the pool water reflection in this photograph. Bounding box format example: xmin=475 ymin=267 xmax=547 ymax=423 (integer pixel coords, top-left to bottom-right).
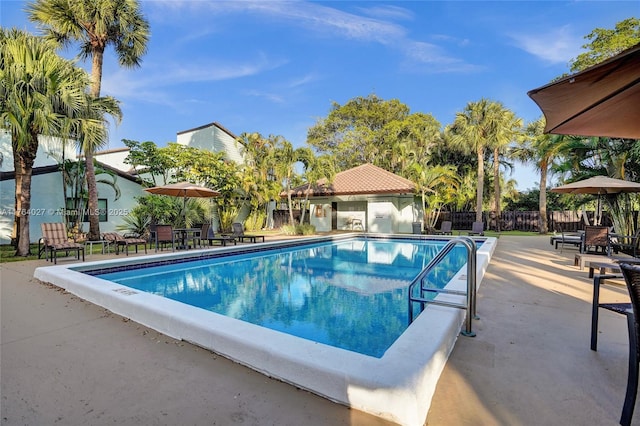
xmin=94 ymin=238 xmax=467 ymax=357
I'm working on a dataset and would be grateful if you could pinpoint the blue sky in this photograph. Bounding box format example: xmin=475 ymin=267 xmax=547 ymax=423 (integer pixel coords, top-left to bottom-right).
xmin=2 ymin=1 xmax=637 ymax=190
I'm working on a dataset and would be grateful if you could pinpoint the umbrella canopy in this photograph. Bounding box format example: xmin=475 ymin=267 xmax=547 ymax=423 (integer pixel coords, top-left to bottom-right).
xmin=551 ymin=176 xmax=640 ymax=226
xmin=550 ymin=176 xmax=640 ymax=195
xmin=144 ymin=181 xmax=220 ymax=198
xmin=144 ymin=182 xmax=220 ymax=227
xmin=527 ymin=43 xmax=640 ymax=139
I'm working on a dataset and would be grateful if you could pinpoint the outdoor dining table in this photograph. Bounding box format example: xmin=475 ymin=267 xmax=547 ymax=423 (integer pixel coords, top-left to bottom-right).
xmin=174 ymin=228 xmax=200 ymax=250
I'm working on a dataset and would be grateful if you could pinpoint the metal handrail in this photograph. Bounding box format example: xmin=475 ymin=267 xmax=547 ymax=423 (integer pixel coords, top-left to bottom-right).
xmin=408 ymin=236 xmax=478 ymax=336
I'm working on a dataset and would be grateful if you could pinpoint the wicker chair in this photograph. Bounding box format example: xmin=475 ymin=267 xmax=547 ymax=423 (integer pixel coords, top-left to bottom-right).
xmin=583 ymin=225 xmax=609 ymax=254
xmin=619 ymin=263 xmax=640 ymax=426
xmin=154 ymin=224 xmax=175 ymax=252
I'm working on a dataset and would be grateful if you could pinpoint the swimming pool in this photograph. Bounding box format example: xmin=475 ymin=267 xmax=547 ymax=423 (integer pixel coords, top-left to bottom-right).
xmin=34 ymin=233 xmax=496 ymax=426
xmin=89 ymin=238 xmax=467 ymax=358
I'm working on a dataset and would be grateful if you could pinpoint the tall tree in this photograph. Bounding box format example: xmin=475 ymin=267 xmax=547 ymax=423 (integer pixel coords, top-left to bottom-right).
xmin=272 ymin=137 xmax=301 ymax=225
xmin=28 ymin=0 xmax=150 ymax=240
xmin=514 ymin=119 xmax=555 ymax=233
xmin=296 ymin=149 xmax=336 ymax=225
xmin=237 ymin=132 xmax=281 ymax=229
xmin=0 ymin=28 xmax=105 ymax=255
xmin=570 ymin=17 xmax=640 ymax=72
xmin=488 ymin=103 xmax=523 ymax=231
xmin=407 ymin=163 xmax=459 ymax=231
xmin=446 ymin=99 xmax=500 ymax=223
xmin=307 ymin=93 xmax=410 ymax=170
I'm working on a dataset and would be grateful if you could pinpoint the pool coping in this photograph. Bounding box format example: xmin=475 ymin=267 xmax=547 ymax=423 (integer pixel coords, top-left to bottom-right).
xmin=34 ymin=233 xmax=496 ymax=426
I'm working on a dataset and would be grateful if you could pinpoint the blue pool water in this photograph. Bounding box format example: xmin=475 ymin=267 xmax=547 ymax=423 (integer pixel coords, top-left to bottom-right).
xmin=92 ymin=237 xmax=467 ymax=358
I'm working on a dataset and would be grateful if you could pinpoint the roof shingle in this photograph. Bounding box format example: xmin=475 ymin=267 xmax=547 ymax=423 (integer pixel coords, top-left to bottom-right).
xmin=288 ymin=163 xmax=415 ymax=197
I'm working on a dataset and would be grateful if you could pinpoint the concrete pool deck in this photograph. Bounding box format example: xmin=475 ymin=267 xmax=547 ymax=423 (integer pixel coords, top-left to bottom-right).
xmin=1 ymin=235 xmax=638 ymax=425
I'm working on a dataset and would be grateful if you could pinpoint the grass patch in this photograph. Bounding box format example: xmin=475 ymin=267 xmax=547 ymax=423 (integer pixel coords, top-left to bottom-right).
xmin=0 ymin=244 xmax=41 ymax=262
xmin=0 ymin=241 xmax=110 ymax=263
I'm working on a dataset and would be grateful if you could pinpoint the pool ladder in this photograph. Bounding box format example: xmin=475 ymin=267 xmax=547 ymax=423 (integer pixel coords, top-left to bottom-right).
xmin=408 ymin=236 xmax=478 ymax=337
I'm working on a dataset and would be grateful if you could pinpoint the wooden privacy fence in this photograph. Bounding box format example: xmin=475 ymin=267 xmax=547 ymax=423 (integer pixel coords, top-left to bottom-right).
xmin=274 ymin=208 xmax=628 ymax=233
xmin=438 ymin=211 xmax=618 ymax=233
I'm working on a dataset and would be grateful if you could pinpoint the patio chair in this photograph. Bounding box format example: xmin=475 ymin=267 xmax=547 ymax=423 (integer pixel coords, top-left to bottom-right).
xmin=39 ymin=222 xmax=85 ymax=264
xmin=583 ymin=225 xmax=610 ymax=254
xmin=433 ymin=221 xmax=453 ymax=235
xmin=231 ymin=222 xmax=265 ymax=243
xmin=102 ymin=232 xmax=148 ymax=256
xmin=590 ymin=267 xmax=627 ymax=352
xmin=610 ymin=228 xmax=640 ymax=258
xmin=198 ymin=223 xmax=235 ymax=246
xmin=468 ymin=221 xmax=484 ymax=236
xmin=154 ymin=224 xmax=175 ymax=252
xmin=553 ymin=224 xmax=583 ymax=253
xmin=617 ymin=263 xmax=640 ymax=426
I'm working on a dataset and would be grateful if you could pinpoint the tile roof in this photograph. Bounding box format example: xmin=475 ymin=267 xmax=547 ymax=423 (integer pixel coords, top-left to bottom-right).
xmin=288 ymin=163 xmax=415 ymax=197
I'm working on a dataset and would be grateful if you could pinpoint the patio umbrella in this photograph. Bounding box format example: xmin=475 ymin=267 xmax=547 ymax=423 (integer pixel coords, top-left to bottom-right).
xmin=527 ymin=42 xmax=640 ymax=139
xmin=144 ymin=181 xmax=220 ymax=227
xmin=550 ymin=176 xmax=640 ymax=225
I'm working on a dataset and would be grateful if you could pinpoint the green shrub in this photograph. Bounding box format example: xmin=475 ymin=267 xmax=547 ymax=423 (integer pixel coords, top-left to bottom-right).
xmin=297 ymin=224 xmax=316 ymax=235
xmin=280 ymin=224 xmax=298 ymax=235
xmin=245 ymin=210 xmax=266 ymax=231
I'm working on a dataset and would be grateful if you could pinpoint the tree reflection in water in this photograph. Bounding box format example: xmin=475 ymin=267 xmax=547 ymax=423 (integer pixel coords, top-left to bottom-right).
xmin=97 ymin=239 xmax=467 ymax=358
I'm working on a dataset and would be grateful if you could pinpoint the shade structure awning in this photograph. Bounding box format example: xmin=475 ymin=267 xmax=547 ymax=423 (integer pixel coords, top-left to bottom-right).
xmin=550 ymin=176 xmax=640 ymax=226
xmin=528 ymin=43 xmax=640 ymax=139
xmin=550 ymin=176 xmax=640 ymax=195
xmin=143 ymin=182 xmax=220 ymax=228
xmin=144 ymin=181 xmax=220 ymax=198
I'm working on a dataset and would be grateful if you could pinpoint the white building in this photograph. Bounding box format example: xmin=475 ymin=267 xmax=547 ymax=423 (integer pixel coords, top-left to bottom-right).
xmin=287 ymin=163 xmax=422 ymax=234
xmin=0 ymin=121 xmax=247 ymax=244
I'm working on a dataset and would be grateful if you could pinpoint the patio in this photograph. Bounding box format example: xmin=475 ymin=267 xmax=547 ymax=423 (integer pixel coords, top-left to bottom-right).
xmin=1 ymin=235 xmax=637 ymax=425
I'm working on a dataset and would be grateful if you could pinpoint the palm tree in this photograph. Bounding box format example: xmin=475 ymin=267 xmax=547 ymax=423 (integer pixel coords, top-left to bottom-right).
xmin=488 ymin=103 xmax=523 ymax=231
xmin=272 ymin=138 xmax=300 ymax=226
xmin=297 ymin=150 xmax=336 ymax=225
xmin=28 ymin=0 xmax=150 ymax=241
xmin=514 ymin=118 xmax=573 ymax=233
xmin=407 ymin=163 xmax=459 ymax=231
xmin=1 ymin=29 xmax=88 ymax=255
xmin=447 ymin=99 xmax=500 ymax=223
xmin=237 ymin=132 xmax=281 ymax=229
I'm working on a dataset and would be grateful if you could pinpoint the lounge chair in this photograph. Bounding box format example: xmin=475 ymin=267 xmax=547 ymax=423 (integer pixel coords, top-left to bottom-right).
xmin=39 ymin=222 xmax=85 ymax=264
xmin=154 ymin=224 xmax=175 ymax=252
xmin=102 ymin=232 xmax=148 ymax=256
xmin=553 ymin=225 xmax=583 ymax=253
xmin=202 ymin=223 xmax=236 ymax=246
xmin=231 ymin=222 xmax=265 ymax=243
xmin=468 ymin=221 xmax=484 ymax=236
xmin=433 ymin=221 xmax=453 ymax=235
xmin=610 ymin=228 xmax=640 ymax=258
xmin=583 ymin=225 xmax=609 ymax=254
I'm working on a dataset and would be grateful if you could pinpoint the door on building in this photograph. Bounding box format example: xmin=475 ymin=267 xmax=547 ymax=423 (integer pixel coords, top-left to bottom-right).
xmin=331 ymin=202 xmax=337 ymax=230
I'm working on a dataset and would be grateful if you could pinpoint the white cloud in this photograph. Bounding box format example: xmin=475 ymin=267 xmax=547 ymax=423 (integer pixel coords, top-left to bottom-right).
xmin=357 ymin=5 xmax=414 ymax=21
xmin=148 ymin=0 xmax=474 ymax=72
xmin=101 ymin=54 xmax=287 ymax=104
xmin=509 ymin=25 xmax=583 ymax=64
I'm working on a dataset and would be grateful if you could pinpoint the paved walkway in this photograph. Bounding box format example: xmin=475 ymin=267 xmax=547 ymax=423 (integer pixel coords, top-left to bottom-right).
xmin=1 ymin=235 xmax=637 ymax=425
